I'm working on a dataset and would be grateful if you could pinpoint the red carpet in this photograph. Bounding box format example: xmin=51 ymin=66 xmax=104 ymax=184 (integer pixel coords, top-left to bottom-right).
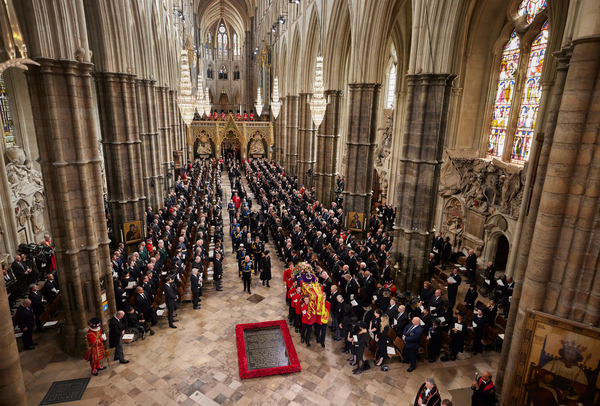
xmin=235 ymin=320 xmax=301 ymax=379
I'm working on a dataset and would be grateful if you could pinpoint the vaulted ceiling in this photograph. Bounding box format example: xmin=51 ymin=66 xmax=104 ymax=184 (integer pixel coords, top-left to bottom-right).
xmin=197 ymin=0 xmax=252 ymax=43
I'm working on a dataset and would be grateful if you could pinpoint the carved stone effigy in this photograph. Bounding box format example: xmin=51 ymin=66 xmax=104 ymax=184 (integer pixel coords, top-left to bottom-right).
xmin=442 ymin=154 xmax=523 ymax=218
xmin=438 ymin=152 xmax=524 ymax=258
xmin=374 ymin=115 xmax=394 ymax=200
xmin=249 ymin=135 xmax=265 ymax=155
xmin=5 ymin=146 xmax=44 ymax=199
xmin=5 ymin=147 xmax=47 ymax=243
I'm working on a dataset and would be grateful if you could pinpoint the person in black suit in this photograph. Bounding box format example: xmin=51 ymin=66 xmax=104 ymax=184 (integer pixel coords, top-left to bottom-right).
xmin=465 ymin=249 xmax=477 ymax=284
xmin=427 ymin=318 xmax=443 ymax=363
xmin=12 ymin=255 xmax=34 ymax=295
xmin=447 ymin=268 xmax=462 ymax=307
xmin=441 ymin=237 xmax=452 ymax=270
xmin=43 ymin=273 xmax=60 ymax=304
xmin=428 ymin=289 xmax=444 ymax=317
xmin=108 ymin=311 xmax=129 ymax=363
xmin=470 ymin=308 xmax=487 ymax=356
xmin=134 ymin=287 xmax=155 ymax=328
xmin=464 ymin=284 xmax=479 ymax=312
xmin=361 ymin=271 xmax=376 ymax=303
xmin=259 ymin=250 xmax=272 ymax=287
xmin=164 ymin=277 xmax=179 ymax=328
xmin=114 ymin=280 xmax=127 ymax=312
xmin=213 ymin=253 xmax=223 ymax=291
xmin=385 ymin=297 xmax=399 ymax=320
xmin=190 ymin=268 xmax=202 ymax=309
xmin=352 ymin=321 xmax=369 ymax=375
xmin=392 ymin=305 xmax=409 ymax=337
xmin=428 ymin=253 xmax=436 ymax=281
xmin=16 ymin=299 xmax=36 ymax=350
xmin=403 ymin=317 xmax=423 ymax=372
xmin=28 ymin=284 xmax=46 ymax=332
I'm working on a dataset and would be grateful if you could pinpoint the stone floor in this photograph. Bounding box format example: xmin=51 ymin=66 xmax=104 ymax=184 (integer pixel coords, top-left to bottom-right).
xmin=18 ymin=172 xmax=499 ymax=406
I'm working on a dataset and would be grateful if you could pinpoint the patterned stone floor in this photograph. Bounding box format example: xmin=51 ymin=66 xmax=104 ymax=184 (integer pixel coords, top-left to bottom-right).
xmin=18 ymin=172 xmax=499 ymax=406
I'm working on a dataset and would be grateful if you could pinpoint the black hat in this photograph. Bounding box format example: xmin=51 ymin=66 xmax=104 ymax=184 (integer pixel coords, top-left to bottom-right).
xmin=358 ymin=321 xmax=368 ymax=329
xmin=264 ymin=250 xmax=270 ymax=255
xmin=458 ymin=310 xmax=466 ymax=317
xmin=88 ymin=317 xmax=101 ymax=328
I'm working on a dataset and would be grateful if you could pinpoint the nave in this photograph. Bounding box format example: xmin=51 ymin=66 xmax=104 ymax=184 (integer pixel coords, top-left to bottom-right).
xmin=16 ymin=165 xmax=497 ymax=406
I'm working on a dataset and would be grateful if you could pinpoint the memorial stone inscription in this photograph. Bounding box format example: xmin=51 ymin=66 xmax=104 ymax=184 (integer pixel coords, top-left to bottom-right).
xmin=244 ymin=327 xmax=290 ymax=370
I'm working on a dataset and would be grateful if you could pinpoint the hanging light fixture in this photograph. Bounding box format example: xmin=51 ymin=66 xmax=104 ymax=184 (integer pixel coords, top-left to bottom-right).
xmin=271 ymin=77 xmax=281 ymax=119
xmin=178 ymin=49 xmax=195 ymax=125
xmin=0 ymin=0 xmax=40 ymax=74
xmin=204 ymin=87 xmax=211 ymax=116
xmin=195 ymin=71 xmax=205 ymax=117
xmin=309 ymin=56 xmax=326 ymax=127
xmin=255 ymin=87 xmax=263 ymax=117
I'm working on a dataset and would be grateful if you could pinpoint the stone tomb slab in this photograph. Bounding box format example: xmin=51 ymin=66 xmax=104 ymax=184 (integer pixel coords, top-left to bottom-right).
xmin=235 ymin=320 xmax=301 ymax=379
xmin=40 ymin=377 xmax=90 ymax=405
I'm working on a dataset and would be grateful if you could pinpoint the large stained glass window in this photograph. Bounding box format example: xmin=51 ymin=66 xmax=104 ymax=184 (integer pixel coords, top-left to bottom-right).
xmin=487 ymin=30 xmax=520 ymax=159
xmin=0 ymin=75 xmax=16 ymax=148
xmin=512 ymin=21 xmax=549 ymax=163
xmin=518 ymin=0 xmax=547 ymax=24
xmin=217 ymin=23 xmax=228 ymax=58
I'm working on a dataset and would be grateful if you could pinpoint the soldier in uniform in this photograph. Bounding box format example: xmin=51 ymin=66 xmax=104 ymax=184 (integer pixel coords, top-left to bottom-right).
xmin=252 ymin=236 xmax=263 ymax=275
xmin=242 ymin=255 xmax=253 ymax=294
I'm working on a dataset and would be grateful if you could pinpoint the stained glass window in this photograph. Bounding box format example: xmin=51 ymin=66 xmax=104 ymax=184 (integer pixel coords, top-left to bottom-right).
xmin=217 ymin=23 xmax=228 ymax=58
xmin=207 ymin=33 xmax=212 ymax=59
xmin=511 ymin=21 xmax=548 ymax=163
xmin=386 ymin=64 xmax=396 ymax=109
xmin=0 ymin=75 xmax=16 ymax=148
xmin=233 ymin=33 xmax=238 ymax=56
xmin=518 ymin=0 xmax=547 ymax=24
xmin=487 ymin=30 xmax=520 ymax=159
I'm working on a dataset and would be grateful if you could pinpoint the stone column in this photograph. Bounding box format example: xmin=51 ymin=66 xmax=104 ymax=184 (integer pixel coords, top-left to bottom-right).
xmin=27 ymin=59 xmax=115 ymax=354
xmin=501 ymin=38 xmax=600 ymax=404
xmin=297 ymin=93 xmax=315 ymax=187
xmin=169 ymin=90 xmax=180 ymax=164
xmin=276 ymin=97 xmax=287 ymax=163
xmin=157 ymin=86 xmax=174 ymax=189
xmin=392 ymin=73 xmax=455 ymax=292
xmin=315 ymin=90 xmax=342 ymax=208
xmin=285 ymin=96 xmax=299 ymax=176
xmin=136 ymin=79 xmax=163 ymax=209
xmin=495 ymin=44 xmax=572 ymax=395
xmin=342 ymin=84 xmax=381 ymax=218
xmin=0 ymin=278 xmax=26 ymax=406
xmin=95 ymin=72 xmax=146 ymax=241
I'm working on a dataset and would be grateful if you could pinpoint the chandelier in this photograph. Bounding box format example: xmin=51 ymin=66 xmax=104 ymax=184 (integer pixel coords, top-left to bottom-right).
xmin=195 ymin=72 xmax=205 ymax=117
xmin=178 ymin=49 xmax=195 ymax=126
xmin=0 ymin=0 xmax=40 ymax=74
xmin=271 ymin=77 xmax=281 ymax=119
xmin=255 ymin=87 xmax=263 ymax=117
xmin=204 ymin=88 xmax=211 ymax=116
xmin=309 ymin=56 xmax=326 ymax=128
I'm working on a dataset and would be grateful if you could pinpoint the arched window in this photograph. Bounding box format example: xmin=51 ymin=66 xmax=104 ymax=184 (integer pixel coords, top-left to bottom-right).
xmin=486 ymin=0 xmax=548 ymax=164
xmin=207 ymin=65 xmax=213 ymax=80
xmin=386 ymin=64 xmax=396 ymax=109
xmin=217 ymin=22 xmax=228 ymax=58
xmin=487 ymin=30 xmax=520 ymax=159
xmin=0 ymin=74 xmax=16 ymax=147
xmin=518 ymin=0 xmax=547 ymax=24
xmin=233 ymin=33 xmax=238 ymax=56
xmin=219 ymin=65 xmax=228 ymax=80
xmin=234 ymin=66 xmax=240 ymax=80
xmin=512 ymin=20 xmax=549 ymax=163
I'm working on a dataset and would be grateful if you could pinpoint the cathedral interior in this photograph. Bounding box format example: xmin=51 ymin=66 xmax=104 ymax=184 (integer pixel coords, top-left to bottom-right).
xmin=1 ymin=0 xmax=600 ymax=405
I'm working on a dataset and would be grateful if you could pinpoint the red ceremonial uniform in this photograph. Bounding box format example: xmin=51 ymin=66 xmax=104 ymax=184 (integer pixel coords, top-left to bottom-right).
xmin=243 ymin=113 xmax=248 ymax=121
xmin=212 ymin=112 xmax=218 ymax=120
xmin=85 ymin=328 xmax=106 ymax=373
xmin=301 ymin=303 xmax=310 ymax=324
xmin=249 ymin=113 xmax=255 ymax=121
xmin=283 ymin=268 xmax=293 ymax=289
xmin=288 ymin=287 xmax=296 ymax=301
xmin=42 ymin=239 xmax=56 ymax=272
xmin=293 ymin=293 xmax=302 ymax=314
xmin=220 ymin=112 xmax=226 ymax=120
xmin=236 ymin=113 xmax=241 ymax=120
